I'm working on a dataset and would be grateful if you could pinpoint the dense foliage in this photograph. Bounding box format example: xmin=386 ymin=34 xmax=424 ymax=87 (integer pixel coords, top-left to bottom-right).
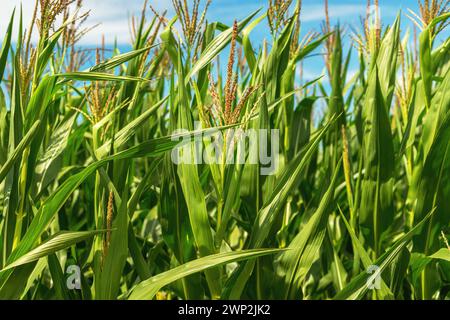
xmin=0 ymin=0 xmax=449 ymax=300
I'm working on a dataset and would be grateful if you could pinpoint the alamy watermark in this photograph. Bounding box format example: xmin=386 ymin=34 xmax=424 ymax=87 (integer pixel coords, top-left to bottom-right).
xmin=66 ymin=265 xmax=81 ymax=290
xmin=171 ymin=122 xmax=280 ymax=176
xmin=366 ymin=265 xmax=381 ymax=290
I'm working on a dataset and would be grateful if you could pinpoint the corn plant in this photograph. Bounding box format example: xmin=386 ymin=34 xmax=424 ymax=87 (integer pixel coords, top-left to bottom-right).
xmin=0 ymin=0 xmax=449 ymax=300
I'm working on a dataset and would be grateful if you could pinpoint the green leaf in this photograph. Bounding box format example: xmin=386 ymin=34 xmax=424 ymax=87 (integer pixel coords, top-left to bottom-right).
xmin=1 ymin=231 xmax=103 ymax=271
xmin=339 ymin=208 xmax=394 ymax=299
xmin=421 ymin=69 xmax=450 ymax=157
xmin=127 ymin=248 xmax=283 ymax=300
xmin=223 ymin=115 xmax=337 ymax=299
xmin=95 ymin=188 xmax=129 ymax=300
xmin=88 ymin=45 xmax=158 ymax=72
xmin=242 ymin=13 xmax=267 ymax=73
xmin=0 ymin=127 xmax=227 ymax=280
xmin=376 ymin=15 xmax=401 ymax=107
xmin=274 ymin=161 xmax=341 ymax=299
xmin=0 ymin=9 xmax=14 ymax=84
xmin=0 ymin=120 xmax=41 ymax=184
xmin=187 ymin=9 xmax=260 ymax=81
xmin=57 ymin=72 xmax=148 ymax=83
xmin=175 ymin=46 xmax=221 ymax=297
xmin=359 ymin=66 xmax=394 ymax=253
xmin=429 ymin=249 xmax=450 ymax=262
xmin=334 ymin=209 xmax=435 ymax=300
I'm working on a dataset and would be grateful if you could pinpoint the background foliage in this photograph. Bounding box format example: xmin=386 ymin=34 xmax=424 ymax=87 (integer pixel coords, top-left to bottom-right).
xmin=0 ymin=0 xmax=449 ymax=300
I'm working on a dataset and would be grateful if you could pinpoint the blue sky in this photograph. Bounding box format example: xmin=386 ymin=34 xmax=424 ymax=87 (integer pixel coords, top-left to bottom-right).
xmin=0 ymin=0 xmax=440 ymax=81
xmin=0 ymin=0 xmax=424 ymax=44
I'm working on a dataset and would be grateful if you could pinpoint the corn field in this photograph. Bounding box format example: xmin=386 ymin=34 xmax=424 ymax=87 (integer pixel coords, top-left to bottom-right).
xmin=0 ymin=0 xmax=449 ymax=300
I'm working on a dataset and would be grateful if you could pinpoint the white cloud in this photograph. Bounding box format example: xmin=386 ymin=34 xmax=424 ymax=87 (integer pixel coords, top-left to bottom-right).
xmin=0 ymin=0 xmax=173 ymax=45
xmin=79 ymin=0 xmax=174 ymax=44
xmin=0 ymin=1 xmax=407 ymax=45
xmin=301 ymin=3 xmax=400 ymax=23
xmin=301 ymin=4 xmax=364 ymax=22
